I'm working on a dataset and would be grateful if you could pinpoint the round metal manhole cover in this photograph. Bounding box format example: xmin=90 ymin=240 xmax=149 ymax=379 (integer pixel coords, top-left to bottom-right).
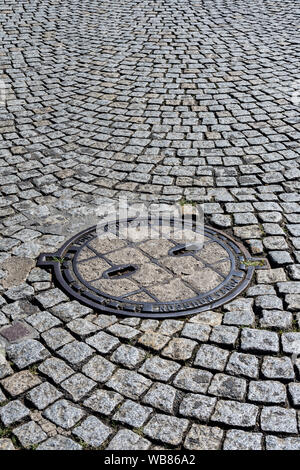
xmin=37 ymin=217 xmax=256 ymax=318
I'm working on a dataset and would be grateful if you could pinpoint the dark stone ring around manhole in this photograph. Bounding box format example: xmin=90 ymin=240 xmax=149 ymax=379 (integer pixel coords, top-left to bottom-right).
xmin=37 ymin=217 xmax=266 ymax=318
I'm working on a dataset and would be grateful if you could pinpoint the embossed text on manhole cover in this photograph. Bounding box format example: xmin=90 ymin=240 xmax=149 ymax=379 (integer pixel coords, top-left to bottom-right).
xmin=37 ymin=217 xmax=256 ymax=318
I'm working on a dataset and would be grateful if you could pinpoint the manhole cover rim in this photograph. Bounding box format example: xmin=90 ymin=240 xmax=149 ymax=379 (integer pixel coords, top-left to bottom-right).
xmin=37 ymin=218 xmax=256 ymax=319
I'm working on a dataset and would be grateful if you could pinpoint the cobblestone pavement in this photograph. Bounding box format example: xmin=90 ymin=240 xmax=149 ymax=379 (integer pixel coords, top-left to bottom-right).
xmin=0 ymin=0 xmax=300 ymax=451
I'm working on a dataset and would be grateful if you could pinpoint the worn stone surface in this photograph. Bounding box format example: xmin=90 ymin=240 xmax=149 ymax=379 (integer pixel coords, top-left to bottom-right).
xmin=27 ymin=382 xmax=63 ymax=410
xmin=143 ymin=383 xmax=177 ymax=414
xmin=0 ymin=438 xmax=16 ymax=450
xmin=106 ymin=369 xmax=152 ymax=399
xmin=72 ymin=416 xmax=112 ymax=447
xmin=6 ymin=339 xmax=50 ymax=369
xmin=248 ymin=380 xmax=287 ymax=404
xmin=223 ymin=430 xmax=263 ymax=450
xmin=144 ymin=414 xmax=189 ymax=446
xmin=173 ymin=367 xmax=212 ymax=393
xmin=184 ymin=424 xmax=223 ymax=450
xmin=0 ymin=400 xmax=30 ymax=426
xmin=43 ymin=400 xmax=86 ymax=429
xmin=83 ymin=389 xmax=123 ymax=416
xmin=179 ymin=393 xmax=217 ymax=421
xmin=113 ymin=399 xmax=152 ymax=428
xmin=13 ymin=421 xmax=47 ymax=448
xmin=212 ymin=400 xmax=259 ymax=428
xmin=0 ymin=258 xmax=35 ymax=289
xmin=1 ymin=370 xmax=41 ymax=397
xmin=260 ymin=406 xmax=298 ymax=434
xmin=37 ymin=435 xmax=82 ymax=450
xmin=208 ymin=374 xmax=247 ymax=400
xmin=107 ymin=430 xmax=151 ymax=450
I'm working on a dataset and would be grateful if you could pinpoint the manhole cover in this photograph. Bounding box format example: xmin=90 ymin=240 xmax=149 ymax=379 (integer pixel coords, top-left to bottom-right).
xmin=37 ymin=217 xmax=257 ymax=318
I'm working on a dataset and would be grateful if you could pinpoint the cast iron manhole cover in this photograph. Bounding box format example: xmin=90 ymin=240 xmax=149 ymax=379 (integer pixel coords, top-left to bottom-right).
xmin=37 ymin=217 xmax=257 ymax=318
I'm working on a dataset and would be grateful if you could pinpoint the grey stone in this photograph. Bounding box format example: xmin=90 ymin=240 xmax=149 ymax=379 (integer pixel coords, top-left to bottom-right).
xmin=288 ymin=383 xmax=300 ymax=406
xmin=43 ymin=399 xmax=86 ymax=429
xmin=143 ymin=383 xmax=177 ymax=414
xmin=58 ymin=340 xmax=94 ymax=366
xmin=266 ymin=436 xmax=300 ymax=450
xmin=113 ymin=399 xmax=152 ymax=427
xmin=82 ymin=356 xmax=115 ymax=383
xmin=42 ymin=327 xmax=74 ymax=350
xmin=240 ymin=328 xmax=279 ymax=353
xmin=208 ymin=373 xmax=247 ymax=400
xmin=106 ymin=323 xmax=140 ymax=339
xmin=0 ymin=399 xmax=30 ymax=426
xmin=144 ymin=414 xmax=189 ymax=446
xmin=36 ymin=288 xmax=68 ymax=308
xmin=282 ymin=332 xmax=300 ymax=354
xmin=269 ymin=251 xmax=293 ymax=266
xmin=110 ymin=344 xmax=146 ymax=369
xmin=248 ymin=380 xmax=287 ymax=404
xmin=51 ymin=301 xmax=92 ymax=322
xmin=194 ymin=344 xmax=229 ymax=371
xmin=107 ymin=429 xmax=151 ymax=450
xmin=260 ymin=310 xmax=292 ymax=330
xmin=179 ymin=393 xmax=217 ymax=421
xmin=223 ymin=430 xmax=263 ymax=450
xmin=106 ymin=369 xmax=152 ymax=399
xmin=287 ymin=264 xmax=300 ymax=280
xmin=5 ymin=283 xmax=34 ymax=301
xmin=173 ymin=366 xmax=213 ymax=393
xmin=86 ymin=331 xmax=120 ymax=354
xmin=260 ymin=406 xmax=298 ymax=434
xmin=226 ymin=352 xmax=259 ymax=379
xmin=7 ymin=339 xmax=50 ymax=369
xmin=37 ymin=435 xmax=82 ymax=450
xmin=255 ymin=295 xmax=283 ymax=310
xmin=67 ymin=318 xmax=99 ymax=337
xmin=184 ymin=424 xmax=223 ymax=450
xmin=26 ymin=311 xmax=61 ymax=332
xmin=210 ymin=325 xmax=239 ymax=346
xmin=181 ymin=323 xmax=211 ymax=342
xmin=139 ymin=356 xmax=181 ymax=382
xmin=38 ymin=357 xmax=74 ymax=383
xmin=212 ymin=400 xmax=259 ymax=428
xmin=61 ymin=373 xmax=96 ymax=402
xmin=261 ymin=356 xmax=295 ymax=380
xmin=72 ymin=416 xmax=112 ymax=447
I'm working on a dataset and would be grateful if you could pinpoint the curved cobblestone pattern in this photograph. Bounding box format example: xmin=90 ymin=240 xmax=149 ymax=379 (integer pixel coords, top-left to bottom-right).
xmin=0 ymin=0 xmax=300 ymax=450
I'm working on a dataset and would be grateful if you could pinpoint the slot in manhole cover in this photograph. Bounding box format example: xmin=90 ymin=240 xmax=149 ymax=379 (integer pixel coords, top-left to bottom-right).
xmin=37 ymin=217 xmax=258 ymax=318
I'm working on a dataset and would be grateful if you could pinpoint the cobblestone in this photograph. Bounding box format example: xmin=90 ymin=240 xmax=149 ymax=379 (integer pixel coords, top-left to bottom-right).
xmin=184 ymin=424 xmax=223 ymax=450
xmin=43 ymin=400 xmax=86 ymax=430
xmin=260 ymin=407 xmax=298 ymax=434
xmin=144 ymin=414 xmax=189 ymax=446
xmin=223 ymin=430 xmax=263 ymax=450
xmin=72 ymin=416 xmax=112 ymax=447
